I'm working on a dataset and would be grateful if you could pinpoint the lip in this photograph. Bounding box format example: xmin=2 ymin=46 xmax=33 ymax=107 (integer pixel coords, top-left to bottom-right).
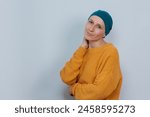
xmin=86 ymin=31 xmax=94 ymax=36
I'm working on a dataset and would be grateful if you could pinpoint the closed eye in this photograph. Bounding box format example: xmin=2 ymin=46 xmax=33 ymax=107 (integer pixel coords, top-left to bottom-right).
xmin=97 ymin=25 xmax=101 ymax=29
xmin=88 ymin=20 xmax=93 ymax=24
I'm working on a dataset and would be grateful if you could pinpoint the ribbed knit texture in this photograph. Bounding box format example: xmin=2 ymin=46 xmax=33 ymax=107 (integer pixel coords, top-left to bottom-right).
xmin=60 ymin=43 xmax=122 ymax=100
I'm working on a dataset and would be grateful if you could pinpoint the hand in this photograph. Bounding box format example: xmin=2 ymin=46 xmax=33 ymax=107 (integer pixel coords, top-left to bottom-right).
xmin=81 ymin=38 xmax=89 ymax=48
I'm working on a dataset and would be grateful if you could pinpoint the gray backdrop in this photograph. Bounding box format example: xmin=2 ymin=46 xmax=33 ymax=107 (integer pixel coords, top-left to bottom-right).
xmin=0 ymin=0 xmax=150 ymax=99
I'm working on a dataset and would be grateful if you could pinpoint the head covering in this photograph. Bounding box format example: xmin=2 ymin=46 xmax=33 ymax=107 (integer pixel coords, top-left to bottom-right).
xmin=88 ymin=10 xmax=113 ymax=36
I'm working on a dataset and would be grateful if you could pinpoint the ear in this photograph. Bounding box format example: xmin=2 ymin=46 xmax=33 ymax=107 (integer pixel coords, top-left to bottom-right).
xmin=102 ymin=33 xmax=105 ymax=38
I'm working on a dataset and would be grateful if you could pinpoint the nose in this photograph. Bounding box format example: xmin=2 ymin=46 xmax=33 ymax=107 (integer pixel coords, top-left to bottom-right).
xmin=89 ymin=25 xmax=94 ymax=32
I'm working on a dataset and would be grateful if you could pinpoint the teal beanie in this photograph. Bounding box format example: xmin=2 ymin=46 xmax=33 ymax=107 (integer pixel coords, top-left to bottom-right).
xmin=88 ymin=10 xmax=113 ymax=36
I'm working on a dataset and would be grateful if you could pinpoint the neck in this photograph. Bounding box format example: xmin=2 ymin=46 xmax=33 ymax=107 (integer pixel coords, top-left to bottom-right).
xmin=89 ymin=38 xmax=107 ymax=48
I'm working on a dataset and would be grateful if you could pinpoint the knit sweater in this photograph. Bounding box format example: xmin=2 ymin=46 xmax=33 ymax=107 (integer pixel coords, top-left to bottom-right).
xmin=60 ymin=43 xmax=122 ymax=100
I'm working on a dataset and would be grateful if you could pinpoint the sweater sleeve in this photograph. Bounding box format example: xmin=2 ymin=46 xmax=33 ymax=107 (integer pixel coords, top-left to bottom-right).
xmin=60 ymin=46 xmax=87 ymax=85
xmin=70 ymin=51 xmax=121 ymax=100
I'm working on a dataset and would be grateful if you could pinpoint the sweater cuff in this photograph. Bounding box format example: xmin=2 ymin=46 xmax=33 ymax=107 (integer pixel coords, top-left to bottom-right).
xmin=70 ymin=83 xmax=79 ymax=96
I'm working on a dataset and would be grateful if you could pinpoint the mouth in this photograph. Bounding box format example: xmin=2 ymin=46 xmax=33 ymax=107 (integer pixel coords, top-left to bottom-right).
xmin=86 ymin=31 xmax=94 ymax=36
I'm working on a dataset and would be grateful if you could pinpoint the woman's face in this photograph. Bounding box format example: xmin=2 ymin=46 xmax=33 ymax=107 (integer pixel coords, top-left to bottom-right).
xmin=84 ymin=16 xmax=105 ymax=41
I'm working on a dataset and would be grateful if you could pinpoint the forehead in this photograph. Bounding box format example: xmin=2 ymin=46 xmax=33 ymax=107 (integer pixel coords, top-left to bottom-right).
xmin=89 ymin=16 xmax=105 ymax=27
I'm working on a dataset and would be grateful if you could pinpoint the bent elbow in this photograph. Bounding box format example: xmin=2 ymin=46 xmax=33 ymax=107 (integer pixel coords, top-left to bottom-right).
xmin=60 ymin=70 xmax=76 ymax=85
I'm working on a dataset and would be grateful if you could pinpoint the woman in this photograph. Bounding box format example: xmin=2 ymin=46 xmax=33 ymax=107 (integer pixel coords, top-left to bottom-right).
xmin=60 ymin=10 xmax=122 ymax=100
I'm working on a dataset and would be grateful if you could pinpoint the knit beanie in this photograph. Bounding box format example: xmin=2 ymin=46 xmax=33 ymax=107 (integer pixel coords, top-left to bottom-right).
xmin=88 ymin=10 xmax=113 ymax=36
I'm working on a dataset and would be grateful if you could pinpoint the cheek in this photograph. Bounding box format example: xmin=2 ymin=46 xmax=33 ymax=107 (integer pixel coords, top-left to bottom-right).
xmin=95 ymin=29 xmax=104 ymax=37
xmin=85 ymin=23 xmax=90 ymax=30
xmin=84 ymin=24 xmax=90 ymax=35
xmin=85 ymin=25 xmax=88 ymax=31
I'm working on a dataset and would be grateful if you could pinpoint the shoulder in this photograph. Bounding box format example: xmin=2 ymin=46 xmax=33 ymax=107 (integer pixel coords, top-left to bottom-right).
xmin=103 ymin=43 xmax=119 ymax=59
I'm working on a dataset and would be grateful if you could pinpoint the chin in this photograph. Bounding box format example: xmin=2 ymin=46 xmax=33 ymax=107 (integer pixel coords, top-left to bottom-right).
xmin=85 ymin=35 xmax=97 ymax=41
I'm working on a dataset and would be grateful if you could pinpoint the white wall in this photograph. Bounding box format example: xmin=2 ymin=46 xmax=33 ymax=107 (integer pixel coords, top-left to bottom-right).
xmin=0 ymin=0 xmax=150 ymax=99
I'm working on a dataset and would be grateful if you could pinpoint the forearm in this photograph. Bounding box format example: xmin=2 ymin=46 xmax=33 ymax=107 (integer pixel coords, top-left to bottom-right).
xmin=70 ymin=76 xmax=118 ymax=100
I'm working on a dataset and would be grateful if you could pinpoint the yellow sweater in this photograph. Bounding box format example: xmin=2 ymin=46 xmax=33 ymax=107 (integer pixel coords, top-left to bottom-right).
xmin=60 ymin=43 xmax=122 ymax=100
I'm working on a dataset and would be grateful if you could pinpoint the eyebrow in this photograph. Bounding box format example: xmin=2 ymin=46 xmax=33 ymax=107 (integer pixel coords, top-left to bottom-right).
xmin=89 ymin=19 xmax=103 ymax=28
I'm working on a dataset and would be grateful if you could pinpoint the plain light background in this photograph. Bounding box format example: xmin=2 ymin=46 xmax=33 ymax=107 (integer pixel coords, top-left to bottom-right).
xmin=0 ymin=0 xmax=150 ymax=99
